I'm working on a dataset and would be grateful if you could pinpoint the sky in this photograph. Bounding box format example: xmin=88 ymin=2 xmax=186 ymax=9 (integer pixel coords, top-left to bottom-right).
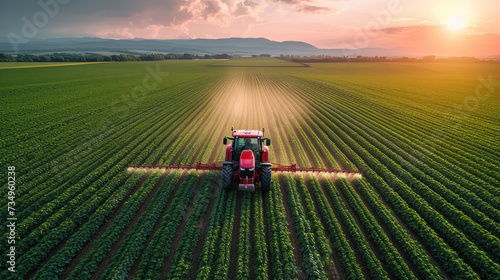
xmin=2 ymin=0 xmax=500 ymax=55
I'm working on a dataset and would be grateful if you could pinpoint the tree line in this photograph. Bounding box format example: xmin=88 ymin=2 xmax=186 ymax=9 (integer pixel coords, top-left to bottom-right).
xmin=281 ymin=55 xmax=499 ymax=63
xmin=0 ymin=53 xmax=233 ymax=62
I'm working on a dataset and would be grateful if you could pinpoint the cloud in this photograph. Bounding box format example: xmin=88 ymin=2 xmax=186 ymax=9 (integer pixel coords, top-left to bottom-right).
xmin=296 ymin=5 xmax=334 ymax=14
xmin=244 ymin=0 xmax=258 ymax=8
xmin=271 ymin=0 xmax=335 ymax=14
xmin=202 ymin=0 xmax=223 ymax=19
xmin=233 ymin=2 xmax=250 ymax=16
xmin=380 ymin=25 xmax=423 ymax=34
xmin=233 ymin=0 xmax=259 ymax=16
xmin=274 ymin=0 xmax=304 ymax=4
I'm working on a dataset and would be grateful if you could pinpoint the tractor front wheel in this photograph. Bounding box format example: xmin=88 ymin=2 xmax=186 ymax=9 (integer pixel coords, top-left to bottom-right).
xmin=222 ymin=164 xmax=233 ymax=190
xmin=261 ymin=165 xmax=271 ymax=192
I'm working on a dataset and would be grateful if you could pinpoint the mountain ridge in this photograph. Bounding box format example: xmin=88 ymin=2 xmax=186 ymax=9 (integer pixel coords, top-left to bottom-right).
xmin=0 ymin=36 xmax=384 ymax=56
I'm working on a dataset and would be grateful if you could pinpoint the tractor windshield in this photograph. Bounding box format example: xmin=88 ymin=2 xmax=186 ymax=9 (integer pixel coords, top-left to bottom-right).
xmin=235 ymin=137 xmax=261 ymax=160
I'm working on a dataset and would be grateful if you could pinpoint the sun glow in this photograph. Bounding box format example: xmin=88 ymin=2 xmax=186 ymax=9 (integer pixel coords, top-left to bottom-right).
xmin=446 ymin=16 xmax=466 ymax=30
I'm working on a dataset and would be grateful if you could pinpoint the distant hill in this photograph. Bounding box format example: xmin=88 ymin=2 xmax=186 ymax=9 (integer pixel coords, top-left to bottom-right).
xmin=0 ymin=36 xmax=394 ymax=56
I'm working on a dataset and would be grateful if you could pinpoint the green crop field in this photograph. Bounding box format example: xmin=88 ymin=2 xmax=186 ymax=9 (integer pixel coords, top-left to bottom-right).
xmin=1 ymin=58 xmax=499 ymax=279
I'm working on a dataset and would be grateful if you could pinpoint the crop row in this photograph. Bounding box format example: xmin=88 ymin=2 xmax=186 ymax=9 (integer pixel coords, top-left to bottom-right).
xmin=1 ymin=170 xmax=152 ymax=279
xmin=306 ymin=176 xmax=363 ymax=279
xmin=211 ymin=189 xmax=237 ymax=279
xmin=352 ymin=178 xmax=442 ymax=279
xmin=325 ymin=178 xmax=389 ymax=279
xmin=252 ymin=190 xmax=269 ymax=279
xmin=1 ymin=102 xmax=185 ymax=259
xmin=130 ymin=172 xmax=199 ymax=280
xmin=294 ymin=176 xmax=331 ymax=263
xmin=101 ymin=172 xmax=194 ymax=280
xmin=300 ymin=76 xmax=498 ymax=171
xmin=165 ymin=172 xmax=217 ymax=279
xmin=315 ymin=91 xmax=500 ymax=238
xmin=66 ymin=172 xmax=179 ymax=279
xmin=305 ymin=77 xmax=500 ymax=188
xmin=195 ymin=184 xmax=236 ymax=280
xmin=1 ymin=171 xmax=145 ymax=279
xmin=283 ymin=175 xmax=327 ymax=279
xmin=336 ymin=177 xmax=416 ymax=279
xmin=264 ymin=176 xmax=298 ymax=279
xmin=0 ymin=77 xmax=209 ymax=210
xmin=235 ymin=193 xmax=252 ymax=279
xmin=319 ymin=97 xmax=500 ymax=258
xmin=289 ymin=76 xmax=498 ymax=188
xmin=195 ymin=185 xmax=227 ymax=279
xmin=307 ymin=105 xmax=480 ymax=278
xmin=287 ymin=79 xmax=500 ymax=278
xmin=0 ymin=83 xmax=208 ymax=251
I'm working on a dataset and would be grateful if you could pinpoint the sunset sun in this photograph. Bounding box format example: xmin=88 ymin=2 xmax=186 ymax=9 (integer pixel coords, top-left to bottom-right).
xmin=446 ymin=16 xmax=467 ymax=30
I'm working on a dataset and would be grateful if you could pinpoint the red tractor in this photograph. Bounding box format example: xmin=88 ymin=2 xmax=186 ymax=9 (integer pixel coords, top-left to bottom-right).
xmin=127 ymin=128 xmax=362 ymax=192
xmin=222 ymin=127 xmax=271 ymax=192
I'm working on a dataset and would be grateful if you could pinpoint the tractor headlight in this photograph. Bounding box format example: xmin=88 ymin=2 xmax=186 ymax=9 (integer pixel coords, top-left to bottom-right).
xmin=240 ymin=167 xmax=245 ymax=171
xmin=249 ymin=168 xmax=254 ymax=171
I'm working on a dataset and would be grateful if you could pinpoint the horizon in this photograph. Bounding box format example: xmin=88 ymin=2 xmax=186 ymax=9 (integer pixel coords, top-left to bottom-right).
xmin=2 ymin=0 xmax=500 ymax=56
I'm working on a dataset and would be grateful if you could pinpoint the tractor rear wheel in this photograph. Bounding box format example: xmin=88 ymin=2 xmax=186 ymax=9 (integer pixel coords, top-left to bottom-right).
xmin=261 ymin=165 xmax=271 ymax=192
xmin=222 ymin=164 xmax=233 ymax=190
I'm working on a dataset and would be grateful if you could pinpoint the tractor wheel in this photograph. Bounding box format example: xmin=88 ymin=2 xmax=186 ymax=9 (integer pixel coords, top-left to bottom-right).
xmin=261 ymin=165 xmax=271 ymax=192
xmin=222 ymin=164 xmax=233 ymax=190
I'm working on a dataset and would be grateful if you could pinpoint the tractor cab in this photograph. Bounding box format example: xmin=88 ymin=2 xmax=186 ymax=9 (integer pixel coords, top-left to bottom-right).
xmin=223 ymin=129 xmax=270 ymax=164
xmin=222 ymin=128 xmax=272 ymax=192
xmin=234 ymin=136 xmax=261 ymax=161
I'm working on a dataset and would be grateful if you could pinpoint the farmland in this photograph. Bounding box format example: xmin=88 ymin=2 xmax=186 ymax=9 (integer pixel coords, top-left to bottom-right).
xmin=1 ymin=58 xmax=499 ymax=279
